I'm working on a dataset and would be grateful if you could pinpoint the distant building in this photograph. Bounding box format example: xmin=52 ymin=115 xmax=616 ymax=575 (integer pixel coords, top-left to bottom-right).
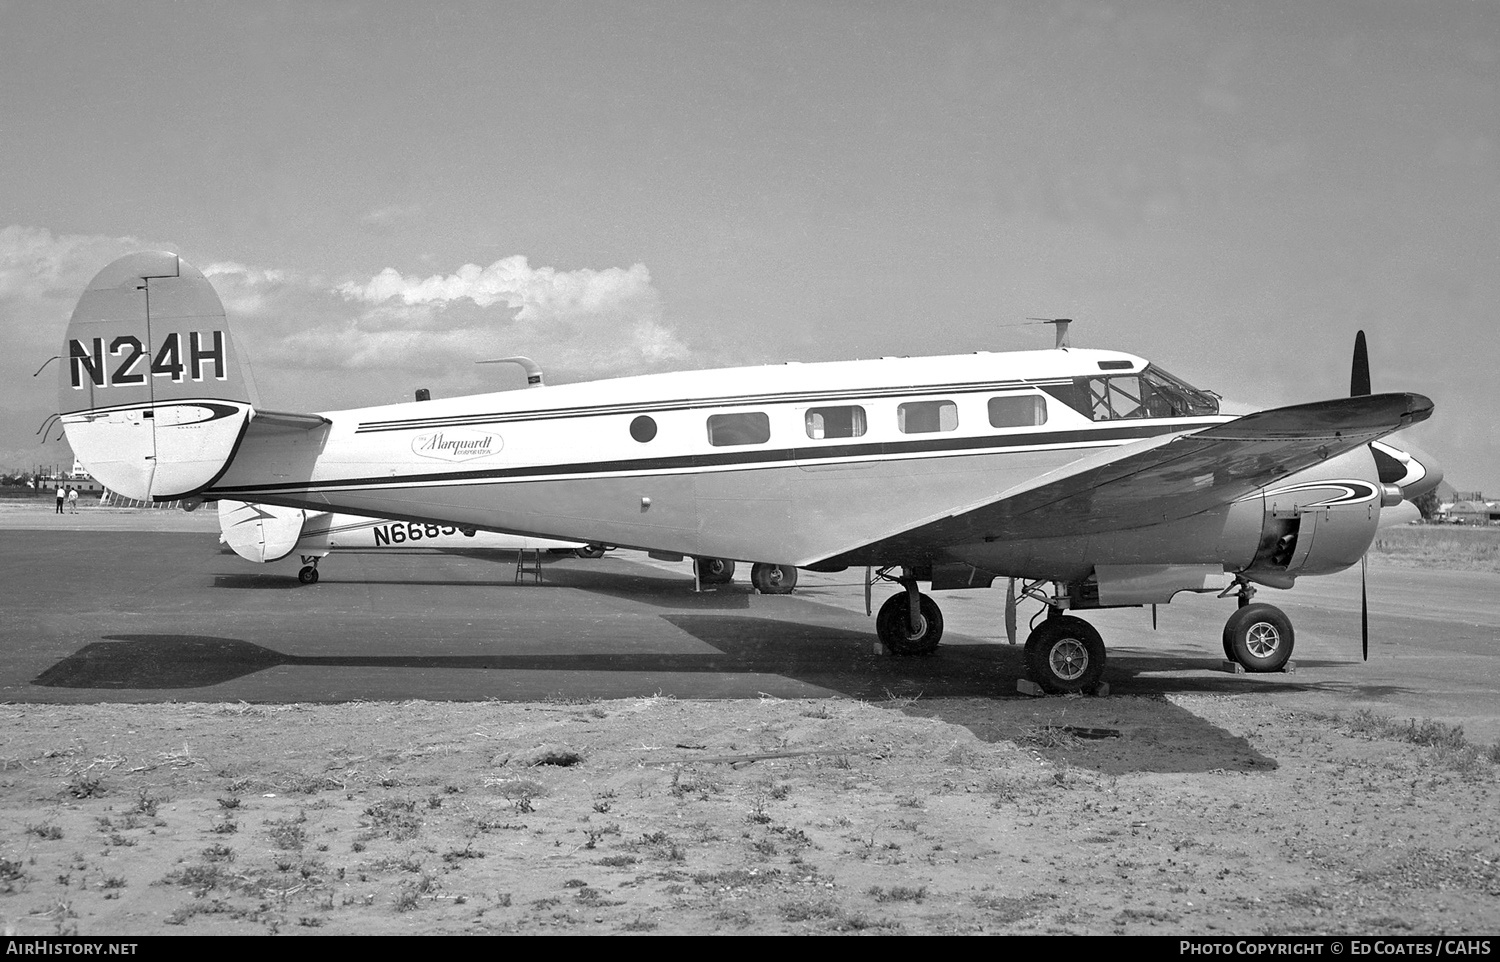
xmin=1441 ymin=498 xmax=1500 ymax=525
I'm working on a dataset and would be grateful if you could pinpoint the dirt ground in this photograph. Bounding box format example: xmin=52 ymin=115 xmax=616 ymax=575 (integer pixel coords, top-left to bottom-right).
xmin=1 ymin=693 xmax=1497 ymax=936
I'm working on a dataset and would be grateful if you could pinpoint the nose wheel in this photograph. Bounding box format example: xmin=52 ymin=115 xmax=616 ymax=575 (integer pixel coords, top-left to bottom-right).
xmin=297 ymin=556 xmax=321 ymax=585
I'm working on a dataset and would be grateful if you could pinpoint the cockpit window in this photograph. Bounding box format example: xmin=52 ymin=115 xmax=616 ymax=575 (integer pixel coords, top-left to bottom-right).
xmin=1141 ymin=365 xmax=1219 ymax=416
xmin=1042 ymin=364 xmax=1218 ymax=420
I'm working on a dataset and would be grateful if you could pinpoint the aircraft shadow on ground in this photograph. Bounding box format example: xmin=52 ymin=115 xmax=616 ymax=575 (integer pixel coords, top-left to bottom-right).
xmin=30 ymin=624 xmax=1011 ymax=694
xmin=20 ymin=631 xmax=992 ymax=699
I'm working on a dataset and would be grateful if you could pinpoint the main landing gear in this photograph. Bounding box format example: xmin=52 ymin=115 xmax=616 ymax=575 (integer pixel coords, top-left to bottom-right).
xmin=297 ymin=555 xmax=321 ymax=585
xmin=1219 ymin=581 xmax=1295 ymax=672
xmin=690 ymin=558 xmax=798 ymax=594
xmin=873 ymin=570 xmax=944 ymax=656
xmin=1023 ymin=613 xmax=1106 ymax=694
xmin=871 ymin=571 xmax=1298 ymax=693
xmin=750 ymin=562 xmax=797 ymax=595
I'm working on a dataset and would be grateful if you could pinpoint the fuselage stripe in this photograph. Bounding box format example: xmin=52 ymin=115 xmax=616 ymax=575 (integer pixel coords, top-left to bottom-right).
xmin=352 ymin=377 xmax=1083 ymax=433
xmin=210 ymin=420 xmax=1217 ymax=497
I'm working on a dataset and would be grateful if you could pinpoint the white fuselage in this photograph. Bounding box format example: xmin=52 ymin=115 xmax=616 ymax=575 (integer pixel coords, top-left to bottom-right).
xmin=206 ymin=348 xmax=1228 ymax=567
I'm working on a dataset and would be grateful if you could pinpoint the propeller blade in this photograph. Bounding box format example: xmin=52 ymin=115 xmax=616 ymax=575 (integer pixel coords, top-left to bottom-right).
xmin=1361 ymin=555 xmax=1369 ymax=661
xmin=1351 ymin=330 xmax=1371 ymax=397
xmin=1005 ymin=578 xmax=1018 ymax=644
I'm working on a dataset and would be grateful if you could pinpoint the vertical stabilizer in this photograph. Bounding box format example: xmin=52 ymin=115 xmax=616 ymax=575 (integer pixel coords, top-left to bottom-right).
xmin=58 ymin=253 xmax=253 ymax=501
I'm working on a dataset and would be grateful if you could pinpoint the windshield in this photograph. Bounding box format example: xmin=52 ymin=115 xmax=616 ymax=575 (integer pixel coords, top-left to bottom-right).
xmin=1042 ymin=364 xmax=1220 ymax=420
xmin=1140 ymin=365 xmax=1219 ymax=417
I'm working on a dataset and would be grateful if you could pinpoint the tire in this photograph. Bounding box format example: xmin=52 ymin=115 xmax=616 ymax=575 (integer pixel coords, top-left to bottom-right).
xmin=696 ymin=557 xmax=736 ymax=585
xmin=1024 ymin=616 xmax=1106 ymax=694
xmin=574 ymin=544 xmax=606 ymax=559
xmin=750 ymin=562 xmax=797 ymax=595
xmin=1223 ymin=603 xmax=1294 ymax=672
xmin=875 ymin=592 xmax=944 ymax=656
xmin=298 ymin=566 xmax=319 ymax=585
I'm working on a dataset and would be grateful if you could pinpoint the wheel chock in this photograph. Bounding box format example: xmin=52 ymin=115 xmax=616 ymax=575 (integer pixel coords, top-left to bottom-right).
xmin=1016 ymin=679 xmax=1045 ymax=697
xmin=1218 ymin=660 xmax=1296 ymax=674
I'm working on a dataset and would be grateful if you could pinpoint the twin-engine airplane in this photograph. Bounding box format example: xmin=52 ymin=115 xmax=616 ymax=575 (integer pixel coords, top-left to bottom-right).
xmin=58 ymin=252 xmax=1439 ymax=693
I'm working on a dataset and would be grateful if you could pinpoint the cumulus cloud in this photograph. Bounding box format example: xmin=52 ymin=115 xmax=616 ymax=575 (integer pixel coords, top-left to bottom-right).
xmin=0 ymin=225 xmax=147 ymax=306
xmin=331 ymin=255 xmax=689 ymax=372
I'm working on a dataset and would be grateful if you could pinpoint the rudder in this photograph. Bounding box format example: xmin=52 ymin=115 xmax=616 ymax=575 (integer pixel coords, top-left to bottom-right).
xmin=58 ymin=252 xmax=253 ymax=501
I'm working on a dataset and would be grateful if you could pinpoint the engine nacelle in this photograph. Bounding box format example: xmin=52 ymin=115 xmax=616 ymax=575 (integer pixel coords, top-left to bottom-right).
xmin=1236 ymin=446 xmax=1382 ymax=588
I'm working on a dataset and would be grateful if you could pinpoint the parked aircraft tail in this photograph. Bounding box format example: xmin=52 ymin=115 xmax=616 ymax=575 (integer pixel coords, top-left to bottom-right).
xmin=57 ymin=252 xmax=255 ymax=501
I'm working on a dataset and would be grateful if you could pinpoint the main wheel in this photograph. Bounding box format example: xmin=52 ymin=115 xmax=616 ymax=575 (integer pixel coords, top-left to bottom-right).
xmin=875 ymin=592 xmax=944 ymax=655
xmin=1222 ymin=603 xmax=1294 ymax=672
xmin=298 ymin=565 xmax=319 ymax=585
xmin=696 ymin=557 xmax=736 ymax=585
xmin=750 ymin=562 xmax=797 ymax=594
xmin=1024 ymin=616 xmax=1106 ymax=694
xmin=574 ymin=544 xmax=606 ymax=560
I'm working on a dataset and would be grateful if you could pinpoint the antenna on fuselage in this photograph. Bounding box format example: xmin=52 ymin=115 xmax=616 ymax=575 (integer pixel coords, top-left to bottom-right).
xmin=1025 ymin=318 xmax=1073 ymax=349
xmin=475 ymin=355 xmax=545 ymax=388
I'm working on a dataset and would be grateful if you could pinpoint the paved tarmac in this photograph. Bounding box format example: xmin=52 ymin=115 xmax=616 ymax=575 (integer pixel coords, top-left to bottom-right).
xmin=2 ymin=505 xmax=1498 ymax=746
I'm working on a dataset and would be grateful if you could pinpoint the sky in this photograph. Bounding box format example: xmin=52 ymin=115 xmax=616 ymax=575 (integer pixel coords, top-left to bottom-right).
xmin=1 ymin=0 xmax=1495 ymax=489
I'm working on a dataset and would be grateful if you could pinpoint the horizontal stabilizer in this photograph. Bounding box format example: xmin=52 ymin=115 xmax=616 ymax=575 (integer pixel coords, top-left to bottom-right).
xmin=218 ymin=500 xmax=306 ymax=563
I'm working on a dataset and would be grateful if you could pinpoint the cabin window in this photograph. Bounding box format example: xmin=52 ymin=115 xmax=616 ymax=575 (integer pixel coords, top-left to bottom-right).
xmin=629 ymin=415 xmax=657 ymax=443
xmin=707 ymin=411 xmax=771 ymax=446
xmin=987 ymin=395 xmax=1047 ymax=428
xmin=805 ymin=405 xmax=867 ymax=439
xmin=897 ymin=400 xmax=957 ymax=434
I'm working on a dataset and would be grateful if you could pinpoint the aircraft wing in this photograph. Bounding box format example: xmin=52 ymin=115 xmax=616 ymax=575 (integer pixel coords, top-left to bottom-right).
xmin=812 ymin=392 xmax=1433 ymax=566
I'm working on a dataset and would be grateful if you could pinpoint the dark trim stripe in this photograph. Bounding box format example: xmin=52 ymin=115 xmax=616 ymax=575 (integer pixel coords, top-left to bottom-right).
xmin=209 ymin=420 xmax=1214 ymax=497
xmin=60 ymin=397 xmax=248 ymax=420
xmin=353 ymin=377 xmax=1081 ymax=434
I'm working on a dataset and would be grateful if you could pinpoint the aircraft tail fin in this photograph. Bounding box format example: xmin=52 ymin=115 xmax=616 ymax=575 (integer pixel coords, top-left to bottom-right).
xmin=58 ymin=252 xmax=254 ymax=501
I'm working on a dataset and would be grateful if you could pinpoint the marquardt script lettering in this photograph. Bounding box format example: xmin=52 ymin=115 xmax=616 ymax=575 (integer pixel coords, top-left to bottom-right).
xmin=412 ymin=430 xmax=503 ymax=462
